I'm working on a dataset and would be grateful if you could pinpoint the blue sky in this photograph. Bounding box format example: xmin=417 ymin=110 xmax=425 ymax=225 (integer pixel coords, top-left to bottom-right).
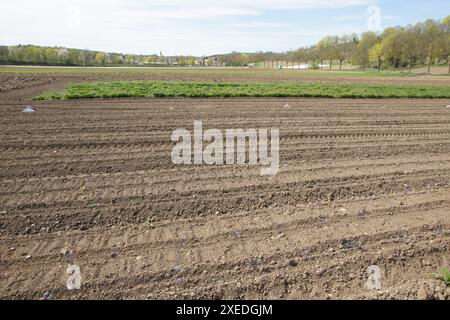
xmin=1 ymin=0 xmax=449 ymax=56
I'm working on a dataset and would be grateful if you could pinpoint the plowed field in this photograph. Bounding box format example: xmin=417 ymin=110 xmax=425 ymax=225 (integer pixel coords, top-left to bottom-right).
xmin=1 ymin=71 xmax=449 ymax=300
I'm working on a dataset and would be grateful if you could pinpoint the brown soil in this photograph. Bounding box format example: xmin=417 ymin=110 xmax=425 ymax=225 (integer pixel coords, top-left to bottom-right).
xmin=2 ymin=69 xmax=450 ymax=90
xmin=0 ymin=75 xmax=57 ymax=93
xmin=0 ymin=72 xmax=449 ymax=300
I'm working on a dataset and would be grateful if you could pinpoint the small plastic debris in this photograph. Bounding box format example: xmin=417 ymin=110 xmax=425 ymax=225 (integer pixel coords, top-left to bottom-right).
xmin=22 ymin=106 xmax=36 ymax=113
xmin=43 ymin=291 xmax=53 ymax=300
xmin=366 ymin=265 xmax=382 ymax=290
xmin=340 ymin=239 xmax=359 ymax=250
xmin=283 ymin=104 xmax=291 ymax=108
xmin=247 ymin=257 xmax=263 ymax=269
xmin=174 ymin=265 xmax=183 ymax=273
xmin=446 ymin=105 xmax=450 ymax=109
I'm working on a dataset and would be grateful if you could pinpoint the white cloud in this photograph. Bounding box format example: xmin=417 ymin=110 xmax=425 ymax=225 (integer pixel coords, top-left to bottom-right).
xmin=2 ymin=0 xmax=375 ymax=20
xmin=137 ymin=0 xmax=375 ymax=11
xmin=230 ymin=22 xmax=292 ymax=28
xmin=0 ymin=0 xmax=377 ymax=55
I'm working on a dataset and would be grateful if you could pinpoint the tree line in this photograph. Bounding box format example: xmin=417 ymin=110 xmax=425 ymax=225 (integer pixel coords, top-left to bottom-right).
xmin=1 ymin=16 xmax=449 ymax=73
xmin=0 ymin=45 xmax=200 ymax=67
xmin=218 ymin=16 xmax=450 ymax=73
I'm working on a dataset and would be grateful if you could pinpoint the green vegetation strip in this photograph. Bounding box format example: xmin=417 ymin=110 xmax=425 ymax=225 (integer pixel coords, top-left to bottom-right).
xmin=33 ymin=80 xmax=450 ymax=100
xmin=2 ymin=67 xmax=439 ymax=77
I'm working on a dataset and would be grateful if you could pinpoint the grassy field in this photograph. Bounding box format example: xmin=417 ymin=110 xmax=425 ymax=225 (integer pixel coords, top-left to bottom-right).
xmin=34 ymin=80 xmax=450 ymax=100
xmin=2 ymin=66 xmax=448 ymax=77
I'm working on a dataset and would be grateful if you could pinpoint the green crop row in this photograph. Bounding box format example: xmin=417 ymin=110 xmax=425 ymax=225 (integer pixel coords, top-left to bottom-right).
xmin=33 ymin=80 xmax=450 ymax=100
